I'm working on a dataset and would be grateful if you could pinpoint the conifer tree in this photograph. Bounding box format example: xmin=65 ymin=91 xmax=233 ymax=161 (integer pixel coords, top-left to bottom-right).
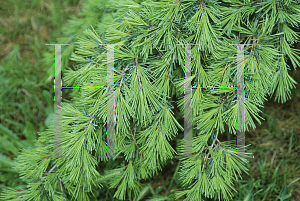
xmin=42 ymin=0 xmax=146 ymax=81
xmin=1 ymin=0 xmax=300 ymax=200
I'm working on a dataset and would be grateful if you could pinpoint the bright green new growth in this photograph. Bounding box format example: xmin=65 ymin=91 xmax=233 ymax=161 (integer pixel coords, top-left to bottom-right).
xmin=1 ymin=0 xmax=300 ymax=200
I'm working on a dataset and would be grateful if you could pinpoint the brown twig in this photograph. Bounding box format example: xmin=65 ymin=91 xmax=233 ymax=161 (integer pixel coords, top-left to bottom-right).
xmin=202 ymin=151 xmax=211 ymax=172
xmin=200 ymin=0 xmax=204 ymax=12
xmin=85 ymin=116 xmax=94 ymax=130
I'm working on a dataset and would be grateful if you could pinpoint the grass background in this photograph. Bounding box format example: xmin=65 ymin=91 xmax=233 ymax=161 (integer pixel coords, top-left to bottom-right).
xmin=0 ymin=0 xmax=82 ymax=192
xmin=0 ymin=0 xmax=299 ymax=200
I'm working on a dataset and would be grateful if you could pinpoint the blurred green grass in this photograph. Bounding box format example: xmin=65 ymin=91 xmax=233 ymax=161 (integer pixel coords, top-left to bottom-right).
xmin=0 ymin=0 xmax=82 ymax=192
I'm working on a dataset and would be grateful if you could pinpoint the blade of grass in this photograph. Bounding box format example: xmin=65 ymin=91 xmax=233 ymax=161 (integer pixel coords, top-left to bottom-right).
xmin=165 ymin=161 xmax=180 ymax=196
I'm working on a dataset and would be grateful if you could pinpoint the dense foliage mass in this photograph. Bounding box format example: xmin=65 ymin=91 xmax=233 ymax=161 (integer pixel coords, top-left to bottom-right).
xmin=1 ymin=0 xmax=300 ymax=200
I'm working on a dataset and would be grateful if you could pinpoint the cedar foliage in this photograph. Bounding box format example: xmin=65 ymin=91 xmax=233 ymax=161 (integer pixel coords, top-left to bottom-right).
xmin=1 ymin=0 xmax=300 ymax=200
